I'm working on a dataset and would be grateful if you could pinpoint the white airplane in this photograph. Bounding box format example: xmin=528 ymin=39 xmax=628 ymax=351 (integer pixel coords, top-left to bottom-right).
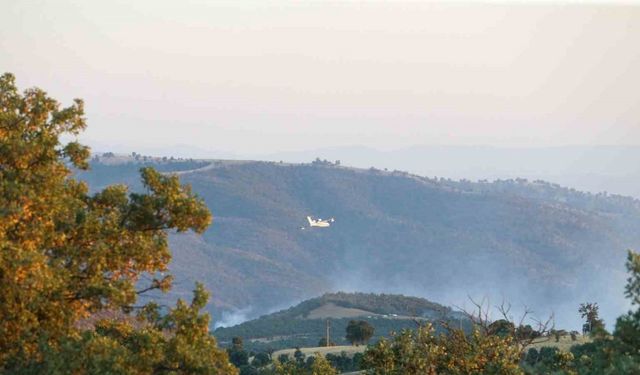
xmin=302 ymin=216 xmax=335 ymax=229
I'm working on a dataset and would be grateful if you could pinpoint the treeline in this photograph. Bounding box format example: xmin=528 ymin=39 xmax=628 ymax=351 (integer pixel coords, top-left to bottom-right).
xmin=214 ymin=292 xmax=460 ymax=352
xmin=215 ymin=316 xmax=424 ymax=352
xmin=232 ymin=250 xmax=640 ymax=374
xmin=225 ymin=337 xmax=360 ymax=375
xmin=75 ymin=159 xmax=209 ymax=191
xmin=259 ymin=292 xmax=451 ymax=321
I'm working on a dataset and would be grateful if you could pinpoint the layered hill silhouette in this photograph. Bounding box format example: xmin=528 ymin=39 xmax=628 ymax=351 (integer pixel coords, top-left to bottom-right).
xmin=77 ymin=156 xmax=640 ymax=327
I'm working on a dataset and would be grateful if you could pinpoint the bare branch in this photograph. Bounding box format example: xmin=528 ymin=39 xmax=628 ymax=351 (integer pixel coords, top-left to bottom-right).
xmin=454 ymin=295 xmax=555 ymax=356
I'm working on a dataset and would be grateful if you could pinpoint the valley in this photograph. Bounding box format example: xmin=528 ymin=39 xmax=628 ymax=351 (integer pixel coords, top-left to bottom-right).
xmin=77 ymin=155 xmax=640 ymax=329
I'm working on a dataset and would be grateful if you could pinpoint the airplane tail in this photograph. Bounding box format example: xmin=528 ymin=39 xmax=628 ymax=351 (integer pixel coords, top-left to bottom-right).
xmin=307 ymin=216 xmax=314 ymax=225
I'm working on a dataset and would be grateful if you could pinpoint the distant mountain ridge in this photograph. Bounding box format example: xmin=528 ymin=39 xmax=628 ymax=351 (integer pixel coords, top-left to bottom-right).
xmin=260 ymin=145 xmax=640 ymax=198
xmin=76 ymin=155 xmax=640 ymax=328
xmin=87 ymin=145 xmax=640 ymax=198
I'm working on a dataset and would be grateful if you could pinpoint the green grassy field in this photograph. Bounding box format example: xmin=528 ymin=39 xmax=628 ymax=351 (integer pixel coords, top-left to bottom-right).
xmin=526 ymin=334 xmax=592 ymax=351
xmin=273 ymin=345 xmax=366 ymax=360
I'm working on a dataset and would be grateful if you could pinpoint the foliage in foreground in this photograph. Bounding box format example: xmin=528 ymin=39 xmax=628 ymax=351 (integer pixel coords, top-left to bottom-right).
xmin=273 ymin=354 xmax=337 ymax=375
xmin=360 ymin=250 xmax=640 ymax=375
xmin=522 ymin=250 xmax=640 ymax=374
xmin=0 ymin=73 xmax=236 ymax=373
xmin=362 ymin=322 xmax=523 ymax=375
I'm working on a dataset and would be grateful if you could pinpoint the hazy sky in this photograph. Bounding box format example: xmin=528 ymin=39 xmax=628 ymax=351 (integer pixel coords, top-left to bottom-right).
xmin=2 ymin=0 xmax=639 ymax=155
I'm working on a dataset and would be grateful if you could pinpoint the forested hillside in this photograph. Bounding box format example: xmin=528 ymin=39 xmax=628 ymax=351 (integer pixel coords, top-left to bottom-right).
xmin=214 ymin=292 xmax=469 ymax=351
xmin=77 ymin=155 xmax=640 ymax=327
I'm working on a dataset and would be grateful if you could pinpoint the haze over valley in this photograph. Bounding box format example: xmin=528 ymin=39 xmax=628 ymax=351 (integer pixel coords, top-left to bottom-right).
xmin=78 ymin=154 xmax=640 ymax=330
xmin=3 ymin=1 xmax=640 ymax=373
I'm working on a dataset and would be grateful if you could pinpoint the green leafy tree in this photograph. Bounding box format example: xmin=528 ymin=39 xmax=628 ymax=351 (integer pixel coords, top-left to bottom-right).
xmin=525 ymin=250 xmax=640 ymax=374
xmin=252 ymin=352 xmax=271 ymax=367
xmin=309 ymin=355 xmax=338 ymax=375
xmin=601 ymin=250 xmax=640 ymax=369
xmin=626 ymin=251 xmax=640 ymax=305
xmin=515 ymin=324 xmax=540 ymax=341
xmin=274 ymin=354 xmax=337 ymax=375
xmin=274 ymin=360 xmax=304 ymax=375
xmin=229 ymin=337 xmax=250 ymax=368
xmin=232 ymin=337 xmax=245 ymax=351
xmin=294 ymin=348 xmax=305 ymax=365
xmin=362 ymin=323 xmax=523 ymax=375
xmin=345 ymin=320 xmax=375 ymax=346
xmin=0 ymin=73 xmax=236 ymax=373
xmin=317 ymin=337 xmax=335 ymax=347
xmin=614 ymin=250 xmax=640 ymax=352
xmin=579 ymin=302 xmax=605 ymax=335
xmin=229 ymin=349 xmax=250 ymax=368
xmin=325 ymin=352 xmax=362 ymax=373
xmin=488 ymin=319 xmax=515 ymax=338
xmin=239 ymin=365 xmax=258 ymax=375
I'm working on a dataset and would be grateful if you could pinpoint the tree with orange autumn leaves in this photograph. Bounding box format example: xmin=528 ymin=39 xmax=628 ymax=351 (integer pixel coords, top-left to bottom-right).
xmin=0 ymin=73 xmax=236 ymax=374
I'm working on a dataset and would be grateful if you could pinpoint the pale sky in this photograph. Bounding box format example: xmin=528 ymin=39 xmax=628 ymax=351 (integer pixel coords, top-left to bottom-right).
xmin=2 ymin=0 xmax=639 ymax=155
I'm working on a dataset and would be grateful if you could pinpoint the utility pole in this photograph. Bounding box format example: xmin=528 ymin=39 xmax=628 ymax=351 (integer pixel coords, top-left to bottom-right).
xmin=326 ymin=319 xmax=331 ymax=347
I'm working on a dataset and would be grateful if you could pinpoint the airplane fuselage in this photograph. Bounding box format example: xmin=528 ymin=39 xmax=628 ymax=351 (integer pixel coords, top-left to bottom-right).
xmin=307 ymin=216 xmax=332 ymax=228
xmin=310 ymin=221 xmax=330 ymax=227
